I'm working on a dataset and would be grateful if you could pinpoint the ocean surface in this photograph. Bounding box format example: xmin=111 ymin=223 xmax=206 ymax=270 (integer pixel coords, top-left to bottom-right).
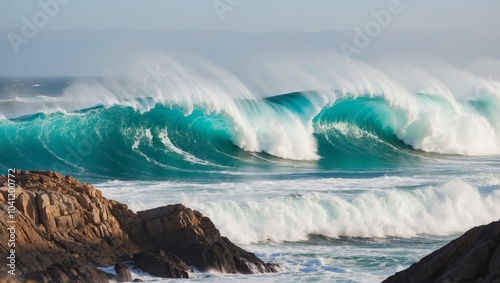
xmin=1 ymin=77 xmax=500 ymax=282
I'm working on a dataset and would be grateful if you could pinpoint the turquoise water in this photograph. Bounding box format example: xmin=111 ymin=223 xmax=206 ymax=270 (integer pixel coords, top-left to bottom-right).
xmin=1 ymin=77 xmax=500 ymax=282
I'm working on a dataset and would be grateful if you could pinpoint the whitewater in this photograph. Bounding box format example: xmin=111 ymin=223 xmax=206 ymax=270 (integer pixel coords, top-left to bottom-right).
xmin=1 ymin=57 xmax=500 ymax=282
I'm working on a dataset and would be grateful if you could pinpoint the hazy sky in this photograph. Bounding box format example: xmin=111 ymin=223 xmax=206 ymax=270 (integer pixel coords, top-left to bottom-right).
xmin=1 ymin=1 xmax=500 ymax=77
xmin=1 ymin=0 xmax=500 ymax=32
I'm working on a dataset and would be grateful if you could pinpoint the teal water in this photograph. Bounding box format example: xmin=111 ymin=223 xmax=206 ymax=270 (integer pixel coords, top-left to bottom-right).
xmin=1 ymin=77 xmax=500 ymax=282
xmin=2 ymin=81 xmax=499 ymax=178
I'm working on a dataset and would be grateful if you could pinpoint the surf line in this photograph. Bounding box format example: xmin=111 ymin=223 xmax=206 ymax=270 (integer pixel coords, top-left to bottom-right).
xmin=5 ymin=168 xmax=17 ymax=276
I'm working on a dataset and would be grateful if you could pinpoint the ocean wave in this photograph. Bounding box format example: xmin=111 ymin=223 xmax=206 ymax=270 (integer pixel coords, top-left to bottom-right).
xmin=0 ymin=85 xmax=499 ymax=177
xmin=184 ymin=180 xmax=500 ymax=243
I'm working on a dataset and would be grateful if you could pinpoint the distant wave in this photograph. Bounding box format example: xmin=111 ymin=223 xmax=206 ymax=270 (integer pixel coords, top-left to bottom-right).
xmin=0 ymin=95 xmax=62 ymax=103
xmin=185 ymin=179 xmax=500 ymax=243
xmin=0 ymin=87 xmax=499 ymax=178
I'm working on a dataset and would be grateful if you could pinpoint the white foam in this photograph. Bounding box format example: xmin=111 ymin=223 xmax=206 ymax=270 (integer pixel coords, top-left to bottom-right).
xmin=183 ymin=180 xmax=500 ymax=244
xmin=96 ymin=176 xmax=500 ymax=244
xmin=392 ymin=86 xmax=500 ymax=155
xmin=157 ymin=128 xmax=216 ymax=166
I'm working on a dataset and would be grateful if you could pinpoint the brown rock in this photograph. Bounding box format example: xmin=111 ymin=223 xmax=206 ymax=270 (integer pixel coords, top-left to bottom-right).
xmin=15 ymin=191 xmax=39 ymax=223
xmin=0 ymin=171 xmax=141 ymax=282
xmin=114 ymin=262 xmax=133 ymax=282
xmin=0 ymin=186 xmax=23 ymax=203
xmin=110 ymin=200 xmax=156 ymax=252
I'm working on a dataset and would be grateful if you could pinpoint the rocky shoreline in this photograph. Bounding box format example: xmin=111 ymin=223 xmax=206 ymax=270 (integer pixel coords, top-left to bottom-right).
xmin=2 ymin=170 xmax=499 ymax=282
xmin=0 ymin=170 xmax=281 ymax=282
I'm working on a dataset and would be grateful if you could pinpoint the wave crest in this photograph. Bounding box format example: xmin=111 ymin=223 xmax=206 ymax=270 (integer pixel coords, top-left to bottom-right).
xmin=1 ymin=83 xmax=500 ymax=176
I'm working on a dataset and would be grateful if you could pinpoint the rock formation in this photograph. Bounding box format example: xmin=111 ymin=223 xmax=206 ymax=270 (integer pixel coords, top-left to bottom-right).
xmin=114 ymin=263 xmax=133 ymax=282
xmin=133 ymin=250 xmax=191 ymax=278
xmin=135 ymin=205 xmax=279 ymax=274
xmin=0 ymin=170 xmax=280 ymax=282
xmin=384 ymin=220 xmax=500 ymax=283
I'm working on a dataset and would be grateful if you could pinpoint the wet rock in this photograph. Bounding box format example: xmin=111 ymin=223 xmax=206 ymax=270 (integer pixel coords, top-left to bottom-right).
xmin=384 ymin=219 xmax=500 ymax=283
xmin=133 ymin=250 xmax=191 ymax=278
xmin=114 ymin=262 xmax=133 ymax=282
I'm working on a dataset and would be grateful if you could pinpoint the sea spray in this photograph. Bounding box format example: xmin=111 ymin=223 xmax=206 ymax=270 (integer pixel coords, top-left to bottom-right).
xmin=1 ymin=87 xmax=500 ymax=178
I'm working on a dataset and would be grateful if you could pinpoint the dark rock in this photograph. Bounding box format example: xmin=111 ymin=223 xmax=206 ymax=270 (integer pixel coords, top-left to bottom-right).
xmin=104 ymin=272 xmax=117 ymax=280
xmin=132 ymin=279 xmax=144 ymax=282
xmin=137 ymin=204 xmax=280 ymax=274
xmin=384 ymin=219 xmax=500 ymax=283
xmin=266 ymin=263 xmax=284 ymax=273
xmin=133 ymin=250 xmax=191 ymax=278
xmin=489 ymin=244 xmax=500 ymax=273
xmin=114 ymin=262 xmax=133 ymax=282
xmin=23 ymin=258 xmax=110 ymax=283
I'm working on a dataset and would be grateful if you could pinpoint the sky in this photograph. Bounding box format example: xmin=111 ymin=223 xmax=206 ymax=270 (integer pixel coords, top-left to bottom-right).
xmin=1 ymin=0 xmax=500 ymax=33
xmin=0 ymin=1 xmax=500 ymax=77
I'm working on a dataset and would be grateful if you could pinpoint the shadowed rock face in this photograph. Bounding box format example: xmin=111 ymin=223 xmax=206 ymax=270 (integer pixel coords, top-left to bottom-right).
xmin=383 ymin=220 xmax=500 ymax=283
xmin=136 ymin=205 xmax=279 ymax=274
xmin=133 ymin=250 xmax=191 ymax=279
xmin=0 ymin=170 xmax=280 ymax=282
xmin=114 ymin=263 xmax=133 ymax=282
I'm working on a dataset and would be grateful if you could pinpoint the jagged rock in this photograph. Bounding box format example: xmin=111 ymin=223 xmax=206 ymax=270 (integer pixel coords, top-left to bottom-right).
xmin=384 ymin=220 xmax=500 ymax=283
xmin=133 ymin=250 xmax=191 ymax=278
xmin=14 ymin=191 xmax=39 ymax=223
xmin=0 ymin=170 xmax=281 ymax=282
xmin=137 ymin=204 xmax=277 ymax=274
xmin=266 ymin=263 xmax=285 ymax=273
xmin=0 ymin=171 xmax=140 ymax=282
xmin=114 ymin=262 xmax=133 ymax=282
xmin=23 ymin=258 xmax=110 ymax=283
xmin=110 ymin=200 xmax=156 ymax=252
